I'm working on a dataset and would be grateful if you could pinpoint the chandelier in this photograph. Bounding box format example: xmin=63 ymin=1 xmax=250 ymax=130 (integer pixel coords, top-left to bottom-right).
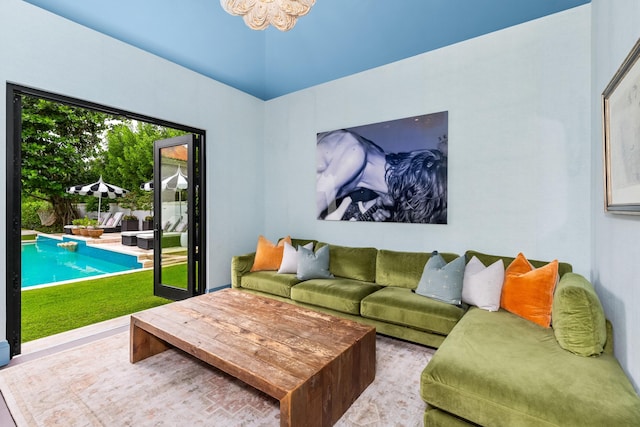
xmin=220 ymin=0 xmax=315 ymax=32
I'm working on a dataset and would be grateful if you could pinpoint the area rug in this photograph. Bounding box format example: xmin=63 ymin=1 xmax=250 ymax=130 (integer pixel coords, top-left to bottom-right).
xmin=0 ymin=332 xmax=434 ymax=426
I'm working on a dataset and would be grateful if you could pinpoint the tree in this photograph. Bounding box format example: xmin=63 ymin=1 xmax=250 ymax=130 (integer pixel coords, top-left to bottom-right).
xmin=97 ymin=121 xmax=186 ymax=194
xmin=21 ymin=97 xmax=113 ymax=227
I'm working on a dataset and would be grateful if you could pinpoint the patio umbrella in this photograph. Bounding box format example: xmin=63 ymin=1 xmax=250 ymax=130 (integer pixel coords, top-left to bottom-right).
xmin=162 ymin=166 xmax=188 ymax=191
xmin=162 ymin=166 xmax=188 ymax=216
xmin=140 ymin=180 xmax=153 ymax=191
xmin=141 ymin=167 xmax=187 ymax=193
xmin=67 ymin=176 xmax=129 ymax=223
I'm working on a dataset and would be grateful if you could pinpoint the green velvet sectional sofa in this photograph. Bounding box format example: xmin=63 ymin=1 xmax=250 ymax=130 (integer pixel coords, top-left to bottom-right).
xmin=230 ymin=239 xmax=640 ymax=426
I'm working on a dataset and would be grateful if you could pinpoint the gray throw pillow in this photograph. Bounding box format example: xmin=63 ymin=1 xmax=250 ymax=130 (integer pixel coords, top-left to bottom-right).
xmin=297 ymin=245 xmax=334 ymax=280
xmin=415 ymin=251 xmax=465 ymax=305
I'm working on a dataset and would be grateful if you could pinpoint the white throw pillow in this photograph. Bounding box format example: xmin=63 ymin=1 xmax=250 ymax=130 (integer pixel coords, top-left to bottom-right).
xmin=277 ymin=242 xmax=314 ymax=274
xmin=462 ymin=256 xmax=505 ymax=311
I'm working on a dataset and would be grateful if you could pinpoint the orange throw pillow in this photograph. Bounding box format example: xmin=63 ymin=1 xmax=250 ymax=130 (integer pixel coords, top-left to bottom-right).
xmin=500 ymin=253 xmax=559 ymax=328
xmin=250 ymin=235 xmax=292 ymax=272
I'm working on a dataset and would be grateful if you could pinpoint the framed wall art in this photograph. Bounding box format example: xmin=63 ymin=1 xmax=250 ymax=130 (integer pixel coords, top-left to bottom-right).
xmin=316 ymin=111 xmax=448 ymax=223
xmin=603 ymin=38 xmax=640 ymax=214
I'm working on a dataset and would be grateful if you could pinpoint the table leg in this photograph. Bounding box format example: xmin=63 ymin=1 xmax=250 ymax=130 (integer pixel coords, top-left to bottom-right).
xmin=130 ymin=319 xmax=171 ymax=363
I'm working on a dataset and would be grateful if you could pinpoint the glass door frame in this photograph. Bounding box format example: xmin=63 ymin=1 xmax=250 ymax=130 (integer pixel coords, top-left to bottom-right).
xmin=153 ymin=134 xmax=205 ymax=300
xmin=5 ymin=83 xmax=206 ymax=358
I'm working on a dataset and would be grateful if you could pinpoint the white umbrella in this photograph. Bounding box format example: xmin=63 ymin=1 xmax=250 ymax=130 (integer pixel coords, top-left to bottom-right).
xmin=162 ymin=166 xmax=188 ymax=192
xmin=141 ymin=167 xmax=188 ymax=193
xmin=162 ymin=166 xmax=188 ymax=216
xmin=67 ymin=176 xmax=129 ymax=223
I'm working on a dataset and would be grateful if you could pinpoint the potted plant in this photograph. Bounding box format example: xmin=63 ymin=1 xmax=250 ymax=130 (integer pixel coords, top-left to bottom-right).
xmin=72 ymin=216 xmax=92 ymax=236
xmin=121 ymin=214 xmax=139 ymax=231
xmin=86 ymin=218 xmax=103 ymax=238
xmin=71 ymin=218 xmax=84 ymax=235
xmin=138 ymin=192 xmax=153 ymax=230
xmin=119 ymin=193 xmax=139 ymax=231
xmin=143 ymin=215 xmax=154 ymax=231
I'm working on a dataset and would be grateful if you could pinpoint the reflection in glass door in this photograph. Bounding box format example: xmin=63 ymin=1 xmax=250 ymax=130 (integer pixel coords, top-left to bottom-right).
xmin=153 ymin=134 xmax=204 ymax=300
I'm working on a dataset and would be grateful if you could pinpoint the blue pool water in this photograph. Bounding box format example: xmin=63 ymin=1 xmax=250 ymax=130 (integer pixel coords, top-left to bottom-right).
xmin=21 ymin=236 xmax=143 ymax=288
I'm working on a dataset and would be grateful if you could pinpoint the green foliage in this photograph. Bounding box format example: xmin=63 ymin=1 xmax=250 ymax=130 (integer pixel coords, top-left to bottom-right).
xmin=99 ymin=121 xmax=186 ymax=194
xmin=21 ymin=96 xmax=115 ymax=225
xmin=21 ymin=264 xmax=186 ymax=342
xmin=85 ymin=196 xmax=110 ymax=213
xmin=20 ymin=99 xmax=184 ymax=227
xmin=71 ymin=216 xmax=97 ymax=227
xmin=21 ymin=197 xmax=51 ymax=230
xmin=118 ymin=191 xmax=139 ymax=213
xmin=137 ymin=191 xmax=153 ymax=214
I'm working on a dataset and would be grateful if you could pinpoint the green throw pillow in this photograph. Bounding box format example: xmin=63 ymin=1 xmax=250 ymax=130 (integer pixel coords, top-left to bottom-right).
xmin=297 ymin=245 xmax=334 ymax=280
xmin=552 ymin=273 xmax=607 ymax=357
xmin=415 ymin=251 xmax=466 ymax=305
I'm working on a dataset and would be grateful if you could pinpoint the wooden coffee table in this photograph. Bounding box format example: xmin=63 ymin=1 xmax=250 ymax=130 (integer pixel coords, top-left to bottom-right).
xmin=130 ymin=288 xmax=376 ymax=427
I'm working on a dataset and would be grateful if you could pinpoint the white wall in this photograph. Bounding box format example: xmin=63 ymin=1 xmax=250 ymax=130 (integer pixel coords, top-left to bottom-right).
xmin=592 ymin=0 xmax=640 ymax=392
xmin=0 ymin=0 xmax=265 ymax=357
xmin=264 ymin=7 xmax=591 ymax=275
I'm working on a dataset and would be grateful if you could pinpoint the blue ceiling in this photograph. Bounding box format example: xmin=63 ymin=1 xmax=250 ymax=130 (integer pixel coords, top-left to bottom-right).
xmin=24 ymin=0 xmax=589 ymax=100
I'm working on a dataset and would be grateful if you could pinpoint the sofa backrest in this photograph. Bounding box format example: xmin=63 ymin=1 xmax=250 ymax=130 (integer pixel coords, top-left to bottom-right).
xmin=464 ymin=250 xmax=573 ymax=278
xmin=291 ymin=238 xmax=317 ymax=249
xmin=376 ymin=249 xmax=460 ymax=289
xmin=316 ymin=242 xmax=378 ymax=282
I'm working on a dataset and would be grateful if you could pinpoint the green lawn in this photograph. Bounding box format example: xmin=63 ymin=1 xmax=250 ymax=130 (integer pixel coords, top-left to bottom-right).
xmin=21 ymin=264 xmax=186 ymax=342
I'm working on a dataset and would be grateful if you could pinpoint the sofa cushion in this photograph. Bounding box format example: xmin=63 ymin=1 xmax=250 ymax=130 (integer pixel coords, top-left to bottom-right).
xmin=462 ymin=256 xmax=504 ymax=311
xmin=290 ymin=278 xmax=381 ymax=315
xmin=552 ymin=273 xmax=607 ymax=357
xmin=361 ymin=287 xmax=467 ymax=335
xmin=415 ymin=252 xmax=466 ymax=305
xmin=501 ymin=253 xmax=558 ymax=328
xmin=316 ymin=242 xmax=378 ymax=282
xmin=240 ymin=271 xmax=302 ymax=298
xmin=465 ymin=250 xmax=572 ymax=278
xmin=297 ymin=245 xmax=334 ymax=280
xmin=250 ymin=235 xmax=291 ymax=272
xmin=375 ymin=250 xmax=460 ymax=289
xmin=421 ymin=307 xmax=640 ymax=426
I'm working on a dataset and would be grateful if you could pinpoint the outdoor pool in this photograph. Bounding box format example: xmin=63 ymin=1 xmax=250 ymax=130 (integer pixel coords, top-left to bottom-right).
xmin=21 ymin=236 xmax=143 ymax=288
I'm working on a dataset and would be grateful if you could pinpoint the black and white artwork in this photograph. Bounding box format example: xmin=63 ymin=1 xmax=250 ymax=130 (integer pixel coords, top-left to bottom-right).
xmin=316 ymin=112 xmax=448 ymax=223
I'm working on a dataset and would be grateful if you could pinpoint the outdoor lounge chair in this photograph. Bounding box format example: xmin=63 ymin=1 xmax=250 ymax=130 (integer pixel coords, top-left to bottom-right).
xmin=100 ymin=211 xmax=124 ymax=233
xmin=136 ymin=232 xmax=183 ymax=250
xmin=161 ymin=216 xmax=180 ymax=232
xmin=172 ymin=216 xmax=188 ymax=233
xmin=97 ymin=212 xmax=112 ymax=227
xmin=130 ymin=216 xmax=185 ymax=250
